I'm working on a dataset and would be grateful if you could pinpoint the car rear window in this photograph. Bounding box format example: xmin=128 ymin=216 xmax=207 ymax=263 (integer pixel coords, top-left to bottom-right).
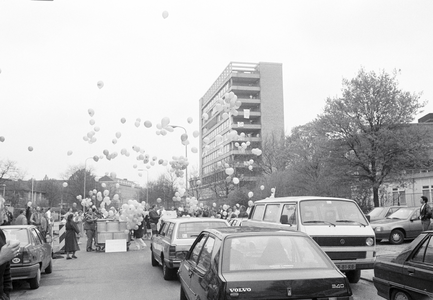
xmin=177 ymin=222 xmax=227 ymax=239
xmin=2 ymin=228 xmax=29 ymax=247
xmin=222 ymin=235 xmax=333 ymax=272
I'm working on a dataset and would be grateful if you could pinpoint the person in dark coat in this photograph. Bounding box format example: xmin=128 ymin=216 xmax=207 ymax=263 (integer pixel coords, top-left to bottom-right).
xmin=25 ymin=202 xmax=32 ymax=225
xmin=0 ymin=196 xmax=20 ymax=299
xmin=65 ymin=214 xmax=80 ymax=260
xmin=133 ymin=216 xmax=146 ymax=250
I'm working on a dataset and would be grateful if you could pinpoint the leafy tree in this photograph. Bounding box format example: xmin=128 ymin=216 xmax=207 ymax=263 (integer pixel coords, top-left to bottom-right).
xmin=316 ymin=68 xmax=431 ymax=207
xmin=0 ymin=160 xmax=24 ymax=182
xmin=258 ymin=131 xmax=290 ymax=175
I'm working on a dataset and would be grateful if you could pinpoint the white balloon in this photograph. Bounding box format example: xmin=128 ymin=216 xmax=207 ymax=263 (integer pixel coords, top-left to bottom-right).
xmin=233 ymin=177 xmax=239 ymax=184
xmin=162 ymin=10 xmax=169 ymax=19
xmin=187 ymin=117 xmax=193 ymax=124
xmin=97 ymin=81 xmax=104 ymax=89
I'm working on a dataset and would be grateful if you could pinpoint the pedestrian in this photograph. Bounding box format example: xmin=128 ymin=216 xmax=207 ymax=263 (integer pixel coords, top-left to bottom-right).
xmin=15 ymin=210 xmax=27 ymax=225
xmin=25 ymin=202 xmax=32 ymax=225
xmin=0 ymin=195 xmax=20 ymax=299
xmin=83 ymin=208 xmax=97 ymax=252
xmin=30 ymin=206 xmax=43 ymax=233
xmin=149 ymin=205 xmax=160 ymax=235
xmin=420 ymin=196 xmax=432 ymax=231
xmin=143 ymin=212 xmax=151 ymax=239
xmin=45 ymin=208 xmax=53 ymax=237
xmin=238 ymin=205 xmax=249 ymax=218
xmin=132 ymin=215 xmax=147 ymax=250
xmin=1 ymin=207 xmax=13 ymax=226
xmin=74 ymin=211 xmax=83 ymax=245
xmin=40 ymin=208 xmax=48 ymax=239
xmin=64 ymin=214 xmax=80 ymax=260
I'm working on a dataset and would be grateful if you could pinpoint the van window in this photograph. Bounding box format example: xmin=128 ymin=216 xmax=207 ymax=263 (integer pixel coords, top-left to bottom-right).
xmin=282 ymin=204 xmax=297 ymax=225
xmin=263 ymin=204 xmax=280 ymax=222
xmin=300 ymin=200 xmax=366 ymax=225
xmin=251 ymin=205 xmax=265 ymax=220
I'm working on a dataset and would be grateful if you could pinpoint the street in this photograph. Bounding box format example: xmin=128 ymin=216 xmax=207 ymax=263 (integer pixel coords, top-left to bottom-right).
xmin=9 ymin=237 xmax=410 ymax=300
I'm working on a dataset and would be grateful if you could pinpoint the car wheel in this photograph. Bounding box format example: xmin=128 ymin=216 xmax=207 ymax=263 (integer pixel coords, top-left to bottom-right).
xmin=163 ymin=259 xmax=175 ymax=280
xmin=29 ymin=266 xmax=41 ymax=289
xmin=151 ymin=250 xmax=158 ymax=267
xmin=392 ymin=290 xmax=411 ymax=300
xmin=180 ymin=286 xmax=188 ymax=300
xmin=45 ymin=258 xmax=53 ymax=274
xmin=390 ymin=229 xmax=404 ymax=244
xmin=345 ymin=270 xmax=361 ymax=283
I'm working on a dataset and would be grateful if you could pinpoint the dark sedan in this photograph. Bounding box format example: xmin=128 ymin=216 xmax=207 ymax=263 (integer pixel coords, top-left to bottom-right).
xmin=178 ymin=227 xmax=353 ymax=300
xmin=373 ymin=230 xmax=433 ymax=300
xmin=0 ymin=225 xmax=53 ymax=289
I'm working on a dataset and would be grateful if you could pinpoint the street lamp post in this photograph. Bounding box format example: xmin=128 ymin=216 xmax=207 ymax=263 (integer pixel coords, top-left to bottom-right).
xmin=138 ymin=169 xmax=149 ymax=203
xmin=171 ymin=125 xmax=188 ymax=189
xmin=83 ymin=157 xmax=93 ymax=199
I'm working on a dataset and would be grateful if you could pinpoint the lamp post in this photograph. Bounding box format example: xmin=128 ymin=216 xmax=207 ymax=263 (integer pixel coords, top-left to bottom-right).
xmin=171 ymin=125 xmax=188 ymax=189
xmin=1 ymin=183 xmax=5 ymax=198
xmin=138 ymin=169 xmax=149 ymax=203
xmin=31 ymin=177 xmax=34 ymax=204
xmin=83 ymin=157 xmax=93 ymax=199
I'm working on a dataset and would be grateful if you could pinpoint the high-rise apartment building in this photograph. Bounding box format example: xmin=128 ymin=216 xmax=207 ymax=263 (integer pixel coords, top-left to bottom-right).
xmin=197 ymin=62 xmax=284 ymax=200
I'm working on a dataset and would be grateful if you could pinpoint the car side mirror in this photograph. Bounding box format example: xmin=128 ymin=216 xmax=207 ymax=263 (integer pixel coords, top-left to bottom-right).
xmin=280 ymin=215 xmax=289 ymax=224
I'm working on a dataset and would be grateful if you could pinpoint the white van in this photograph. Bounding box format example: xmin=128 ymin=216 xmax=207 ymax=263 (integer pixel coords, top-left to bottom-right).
xmin=242 ymin=196 xmax=376 ymax=283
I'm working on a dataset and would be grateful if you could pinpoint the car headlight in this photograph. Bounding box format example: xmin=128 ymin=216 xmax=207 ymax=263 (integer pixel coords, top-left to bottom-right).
xmin=366 ymin=237 xmax=374 ymax=246
xmin=373 ymin=227 xmax=382 ymax=232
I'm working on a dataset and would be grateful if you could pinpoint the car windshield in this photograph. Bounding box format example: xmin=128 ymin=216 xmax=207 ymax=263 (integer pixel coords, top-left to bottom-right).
xmin=367 ymin=207 xmax=384 ymax=217
xmin=222 ymin=235 xmax=333 ymax=272
xmin=300 ymin=200 xmax=366 ymax=226
xmin=177 ymin=222 xmax=227 ymax=239
xmin=2 ymin=228 xmax=29 ymax=247
xmin=387 ymin=208 xmax=414 ymax=219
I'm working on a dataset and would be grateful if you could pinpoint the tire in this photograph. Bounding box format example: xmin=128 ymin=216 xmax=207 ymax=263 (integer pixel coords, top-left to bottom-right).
xmin=392 ymin=290 xmax=411 ymax=300
xmin=45 ymin=258 xmax=53 ymax=274
xmin=389 ymin=229 xmax=404 ymax=244
xmin=29 ymin=267 xmax=41 ymax=289
xmin=346 ymin=270 xmax=361 ymax=283
xmin=151 ymin=251 xmax=158 ymax=267
xmin=180 ymin=286 xmax=188 ymax=300
xmin=163 ymin=259 xmax=176 ymax=280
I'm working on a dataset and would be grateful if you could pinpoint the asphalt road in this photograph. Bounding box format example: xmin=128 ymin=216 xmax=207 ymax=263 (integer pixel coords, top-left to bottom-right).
xmin=8 ymin=235 xmax=411 ymax=300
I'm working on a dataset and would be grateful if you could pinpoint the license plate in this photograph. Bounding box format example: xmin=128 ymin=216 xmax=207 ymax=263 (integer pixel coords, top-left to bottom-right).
xmin=336 ymin=263 xmax=356 ymax=270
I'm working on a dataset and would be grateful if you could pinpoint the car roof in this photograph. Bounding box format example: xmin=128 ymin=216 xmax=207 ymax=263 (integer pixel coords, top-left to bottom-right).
xmin=204 ymin=226 xmax=309 ymax=239
xmin=163 ymin=217 xmax=229 ymax=224
xmin=0 ymin=225 xmax=36 ymax=229
xmin=254 ymin=196 xmax=356 ymax=204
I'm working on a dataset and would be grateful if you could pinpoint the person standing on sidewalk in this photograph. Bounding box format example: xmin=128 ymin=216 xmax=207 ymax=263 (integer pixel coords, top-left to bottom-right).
xmin=65 ymin=214 xmax=80 ymax=260
xmin=148 ymin=205 xmax=160 ymax=236
xmin=83 ymin=208 xmax=97 ymax=252
xmin=420 ymin=196 xmax=432 ymax=231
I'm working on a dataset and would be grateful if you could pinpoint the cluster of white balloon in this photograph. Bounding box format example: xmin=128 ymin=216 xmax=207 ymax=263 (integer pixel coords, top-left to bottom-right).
xmin=243 ymin=159 xmax=255 ymax=171
xmin=119 ymin=200 xmax=146 ymax=232
xmin=169 ymin=156 xmax=189 ymax=178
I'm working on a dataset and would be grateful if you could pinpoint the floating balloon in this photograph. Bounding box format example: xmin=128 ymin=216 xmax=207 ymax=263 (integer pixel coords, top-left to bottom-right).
xmin=161 ymin=117 xmax=170 ymax=127
xmin=62 ymin=182 xmax=68 ymax=188
xmin=88 ymin=108 xmax=95 ymax=117
xmin=225 ymin=167 xmax=234 ymax=176
xmin=202 ymin=113 xmax=209 ymax=120
xmin=115 ymin=132 xmax=121 ymax=138
xmin=28 ymin=146 xmax=33 ymax=152
xmin=260 ymin=185 xmax=265 ymax=190
xmin=144 ymin=120 xmax=152 ymax=128
xmin=67 ymin=150 xmax=73 ymax=156
xmin=0 ymin=136 xmax=4 ymax=142
xmin=192 ymin=130 xmax=199 ymax=138
xmin=191 ymin=147 xmax=198 ymax=153
xmin=94 ymin=126 xmax=100 ymax=132
xmin=121 ymin=117 xmax=126 ymax=124
xmin=162 ymin=10 xmax=169 ymax=19
xmin=187 ymin=117 xmax=193 ymax=124
xmin=97 ymin=81 xmax=104 ymax=89
xmin=93 ymin=155 xmax=99 ymax=162
xmin=89 ymin=119 xmax=95 ymax=125
xmin=233 ymin=177 xmax=240 ymax=184
xmin=157 ymin=198 xmax=162 ymax=203
xmin=248 ymin=191 xmax=254 ymax=198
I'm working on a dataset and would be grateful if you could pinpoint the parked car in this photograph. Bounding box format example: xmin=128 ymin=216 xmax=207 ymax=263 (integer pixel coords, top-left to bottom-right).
xmin=366 ymin=206 xmax=405 ymax=222
xmin=150 ymin=217 xmax=229 ymax=280
xmin=373 ymin=230 xmax=433 ymax=300
xmin=228 ymin=217 xmax=248 ymax=227
xmin=371 ymin=206 xmax=433 ymax=244
xmin=0 ymin=225 xmax=53 ymax=289
xmin=179 ymin=226 xmax=353 ymax=300
xmin=242 ymin=196 xmax=376 ymax=283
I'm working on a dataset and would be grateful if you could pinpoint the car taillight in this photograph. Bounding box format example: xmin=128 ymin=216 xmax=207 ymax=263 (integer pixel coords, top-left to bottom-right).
xmin=169 ymin=245 xmax=176 ymax=259
xmin=22 ymin=248 xmax=33 ymax=264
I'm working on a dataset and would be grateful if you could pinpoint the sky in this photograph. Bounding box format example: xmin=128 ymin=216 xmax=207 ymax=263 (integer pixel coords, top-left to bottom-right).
xmin=1 ymin=0 xmax=433 ymax=187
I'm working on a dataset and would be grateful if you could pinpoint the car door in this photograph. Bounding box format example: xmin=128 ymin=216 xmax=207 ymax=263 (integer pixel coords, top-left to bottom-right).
xmin=153 ymin=222 xmax=169 ymax=263
xmin=34 ymin=228 xmax=51 ymax=269
xmin=179 ymin=233 xmax=208 ymax=300
xmin=189 ymin=235 xmax=216 ymax=300
xmin=403 ymin=235 xmax=433 ymax=297
xmin=406 ymin=210 xmax=422 ymax=238
xmin=29 ymin=228 xmax=45 ymax=267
